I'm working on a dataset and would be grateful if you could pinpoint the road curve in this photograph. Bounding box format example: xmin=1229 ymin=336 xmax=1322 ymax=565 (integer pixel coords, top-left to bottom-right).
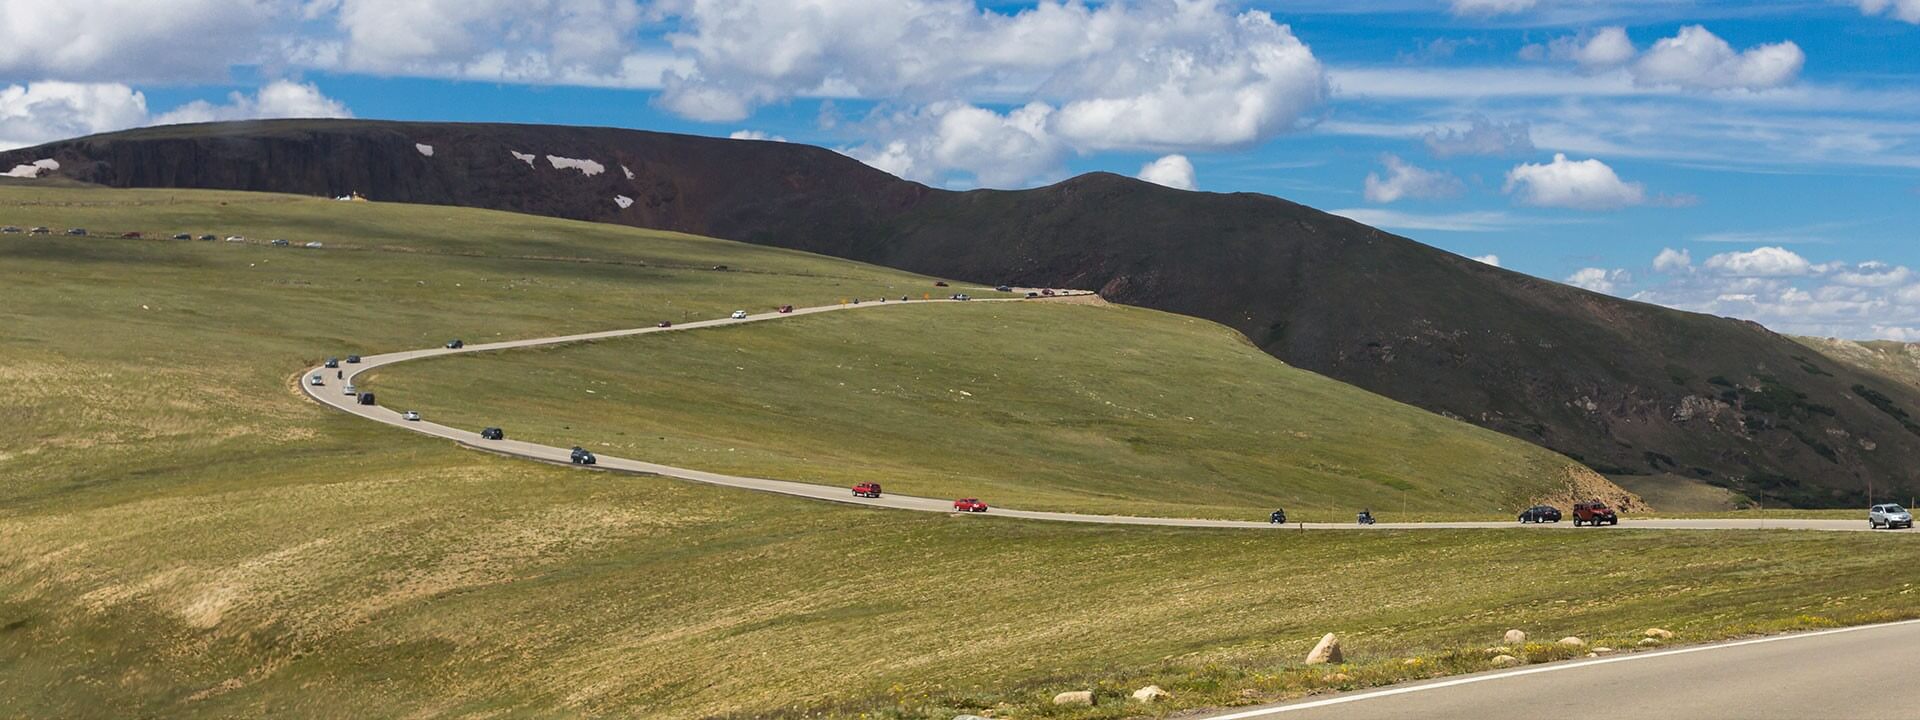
xmin=1201 ymin=618 xmax=1920 ymax=719
xmin=300 ymin=295 xmax=1904 ymax=534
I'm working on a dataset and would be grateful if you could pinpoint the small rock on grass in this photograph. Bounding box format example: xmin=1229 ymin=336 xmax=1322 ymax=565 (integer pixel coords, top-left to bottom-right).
xmin=1504 ymin=629 xmax=1528 ymax=645
xmin=1305 ymin=633 xmax=1344 ymax=664
xmin=1557 ymin=636 xmax=1585 ymax=648
xmin=1592 ymin=646 xmax=1614 ymax=654
xmin=1639 ymin=637 xmax=1663 ymax=647
xmin=1490 ymin=654 xmax=1521 ymax=667
xmin=1645 ymin=628 xmax=1674 ymax=640
xmin=1132 ymin=685 xmax=1170 ymax=703
xmin=1052 ymin=691 xmax=1095 ymax=706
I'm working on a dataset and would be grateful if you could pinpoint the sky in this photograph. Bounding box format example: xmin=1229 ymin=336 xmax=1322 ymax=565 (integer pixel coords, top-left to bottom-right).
xmin=2 ymin=0 xmax=1917 ymax=339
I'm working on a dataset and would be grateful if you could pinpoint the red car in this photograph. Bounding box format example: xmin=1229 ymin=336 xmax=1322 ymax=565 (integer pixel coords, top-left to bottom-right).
xmin=657 ymin=321 xmax=672 ymax=328
xmin=777 ymin=305 xmax=794 ymax=313
xmin=1041 ymin=289 xmax=1055 ymax=296
xmin=120 ymin=232 xmax=142 ymax=239
xmin=953 ymin=498 xmax=988 ymax=513
xmin=852 ymin=482 xmax=882 ymax=498
xmin=1572 ymin=501 xmax=1618 ymax=526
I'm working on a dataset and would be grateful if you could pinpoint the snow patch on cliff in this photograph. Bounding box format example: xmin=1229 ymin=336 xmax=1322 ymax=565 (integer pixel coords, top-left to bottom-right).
xmin=547 ymin=155 xmax=605 ymax=177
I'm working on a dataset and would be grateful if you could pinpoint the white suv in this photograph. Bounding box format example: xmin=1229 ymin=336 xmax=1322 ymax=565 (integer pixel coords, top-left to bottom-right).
xmin=730 ymin=310 xmax=748 ymax=319
xmin=1869 ymin=504 xmax=1913 ymax=530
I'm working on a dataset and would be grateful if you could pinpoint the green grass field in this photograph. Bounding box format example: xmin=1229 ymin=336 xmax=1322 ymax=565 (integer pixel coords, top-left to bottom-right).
xmin=6 ymin=185 xmax=1920 ymax=719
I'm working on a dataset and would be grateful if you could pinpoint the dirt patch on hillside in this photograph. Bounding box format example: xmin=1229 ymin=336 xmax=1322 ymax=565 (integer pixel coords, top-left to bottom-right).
xmin=1533 ymin=465 xmax=1647 ymax=513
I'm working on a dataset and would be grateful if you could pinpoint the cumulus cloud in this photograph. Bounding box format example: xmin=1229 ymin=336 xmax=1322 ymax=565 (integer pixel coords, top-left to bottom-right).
xmin=1857 ymin=0 xmax=1920 ymax=23
xmin=1451 ymin=0 xmax=1537 ymax=16
xmin=1137 ymin=154 xmax=1196 ymax=190
xmin=1653 ymin=247 xmax=1692 ymax=273
xmin=1423 ymin=114 xmax=1533 ymax=157
xmin=0 ymin=0 xmax=279 ymax=83
xmin=848 ymin=101 xmax=1064 ymax=188
xmin=1363 ymin=154 xmax=1463 ymax=203
xmin=1633 ymin=26 xmax=1803 ymax=91
xmin=1566 ymin=267 xmax=1631 ymax=294
xmin=728 ymin=129 xmax=787 ymax=142
xmin=328 ymin=0 xmax=644 ymax=77
xmin=1503 ymin=153 xmax=1647 ymax=210
xmin=1471 ymin=254 xmax=1502 ymax=267
xmin=1549 ymin=26 xmax=1635 ymax=69
xmin=152 ymin=80 xmax=352 ymax=125
xmin=1702 ymin=247 xmax=1814 ymax=277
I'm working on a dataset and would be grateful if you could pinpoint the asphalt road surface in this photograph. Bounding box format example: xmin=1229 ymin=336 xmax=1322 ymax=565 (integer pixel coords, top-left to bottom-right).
xmin=1202 ymin=619 xmax=1920 ymax=719
xmin=300 ymin=294 xmax=1909 ymax=534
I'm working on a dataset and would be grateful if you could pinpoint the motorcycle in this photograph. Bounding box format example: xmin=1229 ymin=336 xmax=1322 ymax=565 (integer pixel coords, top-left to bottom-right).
xmin=1356 ymin=511 xmax=1376 ymax=526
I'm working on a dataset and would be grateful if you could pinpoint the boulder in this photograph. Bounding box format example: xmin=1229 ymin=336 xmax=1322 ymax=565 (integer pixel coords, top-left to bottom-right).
xmin=1639 ymin=637 xmax=1662 ymax=647
xmin=1052 ymin=691 xmax=1095 ymax=707
xmin=1644 ymin=628 xmax=1674 ymax=640
xmin=1592 ymin=646 xmax=1614 ymax=654
xmin=1503 ymin=629 xmax=1528 ymax=645
xmin=1490 ymin=654 xmax=1520 ymax=667
xmin=1131 ymin=685 xmax=1170 ymax=703
xmin=1305 ymin=633 xmax=1344 ymax=664
xmin=1557 ymin=636 xmax=1585 ymax=648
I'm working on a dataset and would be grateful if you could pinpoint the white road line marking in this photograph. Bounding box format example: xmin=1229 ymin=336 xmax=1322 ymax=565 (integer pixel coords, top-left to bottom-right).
xmin=1203 ymin=618 xmax=1920 ymax=719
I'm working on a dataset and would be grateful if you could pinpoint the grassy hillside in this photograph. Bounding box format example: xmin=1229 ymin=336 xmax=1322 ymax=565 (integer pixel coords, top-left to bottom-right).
xmin=6 ymin=185 xmax=1920 ymax=720
xmin=368 ymin=300 xmax=1600 ymax=520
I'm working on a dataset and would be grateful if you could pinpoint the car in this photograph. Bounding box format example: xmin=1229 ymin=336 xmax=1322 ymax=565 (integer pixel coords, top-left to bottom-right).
xmin=270 ymin=239 xmax=290 ymax=246
xmin=1041 ymin=289 xmax=1055 ymax=296
xmin=480 ymin=427 xmax=504 ymax=440
xmin=304 ymin=241 xmax=323 ymax=249
xmin=777 ymin=305 xmax=793 ymax=313
xmin=171 ymin=233 xmax=191 ymax=240
xmin=29 ymin=226 xmax=50 ymax=235
xmin=713 ymin=265 xmax=729 ymax=271
xmin=1572 ymin=501 xmax=1618 ymax=526
xmin=949 ymin=293 xmax=971 ymax=301
xmin=345 ymin=355 xmax=361 ymax=364
xmin=852 ymin=482 xmax=883 ymax=498
xmin=65 ymin=228 xmax=87 ymax=236
xmin=307 ymin=373 xmax=325 ymax=386
xmin=324 ymin=357 xmax=340 ymax=368
xmin=120 ymin=232 xmax=142 ymax=239
xmin=934 ymin=281 xmax=949 ymax=287
xmin=0 ymin=226 xmax=19 ymax=233
xmin=1026 ymin=291 xmax=1039 ymax=298
xmin=1269 ymin=508 xmax=1287 ymax=524
xmin=1869 ymin=504 xmax=1913 ymax=530
xmin=401 ymin=410 xmax=421 ymax=422
xmin=657 ymin=321 xmax=672 ymax=328
xmin=445 ymin=339 xmax=464 ymax=349
xmin=357 ymin=392 xmax=376 ymax=405
xmin=996 ymin=285 xmax=1012 ymax=292
xmin=570 ymin=446 xmax=597 ymax=465
xmin=225 ymin=235 xmax=246 ymax=243
xmin=730 ymin=310 xmax=749 ymax=319
xmin=1518 ymin=505 xmax=1563 ymax=523
xmin=953 ymin=498 xmax=988 ymax=512
xmin=344 ymin=384 xmax=358 ymax=395
xmin=197 ymin=234 xmax=215 ymax=241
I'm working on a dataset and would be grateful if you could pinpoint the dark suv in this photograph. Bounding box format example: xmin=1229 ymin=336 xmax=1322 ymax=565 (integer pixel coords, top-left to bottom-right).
xmin=480 ymin=427 xmax=504 ymax=440
xmin=1572 ymin=502 xmax=1618 ymax=526
xmin=570 ymin=446 xmax=597 ymax=465
xmin=445 ymin=339 xmax=464 ymax=349
xmin=1518 ymin=505 xmax=1562 ymax=523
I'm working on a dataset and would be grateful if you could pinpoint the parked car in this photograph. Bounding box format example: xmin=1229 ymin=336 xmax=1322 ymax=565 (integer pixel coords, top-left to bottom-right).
xmin=949 ymin=294 xmax=971 ymax=301
xmin=29 ymin=226 xmax=50 ymax=235
xmin=777 ymin=305 xmax=794 ymax=313
xmin=657 ymin=321 xmax=672 ymax=328
xmin=304 ymin=241 xmax=323 ymax=249
xmin=0 ymin=226 xmax=19 ymax=233
xmin=445 ymin=339 xmax=464 ymax=349
xmin=270 ymin=239 xmax=290 ymax=246
xmin=401 ymin=410 xmax=421 ymax=421
xmin=121 ymin=232 xmax=142 ymax=239
xmin=852 ymin=482 xmax=883 ymax=498
xmin=953 ymin=498 xmax=988 ymax=512
xmin=1041 ymin=289 xmax=1055 ymax=296
xmin=325 ymin=357 xmax=340 ymax=368
xmin=1026 ymin=291 xmax=1039 ymax=298
xmin=480 ymin=427 xmax=504 ymax=440
xmin=345 ymin=355 xmax=361 ymax=364
xmin=995 ymin=285 xmax=1012 ymax=292
xmin=308 ymin=374 xmax=325 ymax=386
xmin=1869 ymin=504 xmax=1913 ymax=530
xmin=1269 ymin=508 xmax=1287 ymax=524
xmin=65 ymin=228 xmax=87 ymax=236
xmin=730 ymin=310 xmax=749 ymax=319
xmin=225 ymin=235 xmax=246 ymax=243
xmin=1518 ymin=505 xmax=1563 ymax=523
xmin=713 ymin=265 xmax=729 ymax=271
xmin=197 ymin=234 xmax=215 ymax=241
xmin=343 ymin=384 xmax=358 ymax=395
xmin=570 ymin=446 xmax=597 ymax=465
xmin=358 ymin=392 xmax=376 ymax=405
xmin=171 ymin=233 xmax=191 ymax=240
xmin=1572 ymin=501 xmax=1618 ymax=526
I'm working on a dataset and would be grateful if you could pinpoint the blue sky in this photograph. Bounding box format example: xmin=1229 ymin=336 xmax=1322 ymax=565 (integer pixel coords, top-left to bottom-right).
xmin=3 ymin=0 xmax=1917 ymax=338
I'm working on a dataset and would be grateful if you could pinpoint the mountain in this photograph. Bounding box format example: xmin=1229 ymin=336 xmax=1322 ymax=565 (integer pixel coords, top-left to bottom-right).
xmin=7 ymin=118 xmax=1918 ymax=507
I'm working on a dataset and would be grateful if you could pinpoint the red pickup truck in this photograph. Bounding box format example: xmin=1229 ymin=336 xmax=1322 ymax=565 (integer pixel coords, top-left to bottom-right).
xmin=777 ymin=305 xmax=794 ymax=313
xmin=852 ymin=482 xmax=882 ymax=498
xmin=953 ymin=498 xmax=989 ymax=513
xmin=1572 ymin=501 xmax=1618 ymax=526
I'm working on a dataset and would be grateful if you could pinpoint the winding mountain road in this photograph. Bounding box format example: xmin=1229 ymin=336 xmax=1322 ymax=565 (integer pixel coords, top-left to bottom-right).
xmin=300 ymin=294 xmax=1902 ymax=534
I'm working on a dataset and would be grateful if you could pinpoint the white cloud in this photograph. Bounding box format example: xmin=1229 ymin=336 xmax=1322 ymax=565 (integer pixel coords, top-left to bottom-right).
xmin=152 ymin=81 xmax=352 ymax=126
xmin=1137 ymin=154 xmax=1196 ymax=190
xmin=728 ymin=129 xmax=787 ymax=142
xmin=1549 ymin=26 xmax=1635 ymax=69
xmin=1503 ymin=153 xmax=1647 ymax=210
xmin=0 ymin=82 xmax=149 ymax=150
xmin=1566 ymin=267 xmax=1631 ymax=294
xmin=1329 ymin=208 xmax=1535 ymax=233
xmin=1832 ymin=261 xmax=1914 ymax=288
xmin=1652 ymin=247 xmax=1692 ymax=273
xmin=848 ymin=101 xmax=1064 ymax=188
xmin=1470 ymin=254 xmax=1501 ymax=267
xmin=1702 ymin=247 xmax=1813 ymax=277
xmin=0 ymin=0 xmax=279 ymax=83
xmin=1450 ymin=0 xmax=1537 ymax=16
xmin=1423 ymin=114 xmax=1533 ymax=157
xmin=329 ymin=0 xmax=644 ymax=77
xmin=1633 ymin=26 xmax=1803 ymax=92
xmin=1857 ymin=0 xmax=1920 ymax=23
xmin=1364 ymin=154 xmax=1463 ymax=203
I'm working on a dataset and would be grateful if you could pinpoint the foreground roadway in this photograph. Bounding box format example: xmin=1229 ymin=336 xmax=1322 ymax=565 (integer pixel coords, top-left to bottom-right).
xmin=301 ymin=294 xmax=1905 ymax=534
xmin=1201 ymin=619 xmax=1920 ymax=719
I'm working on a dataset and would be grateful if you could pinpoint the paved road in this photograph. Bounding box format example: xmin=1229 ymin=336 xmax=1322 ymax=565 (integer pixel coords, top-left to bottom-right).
xmin=300 ymin=295 xmax=1906 ymax=534
xmin=1203 ymin=619 xmax=1920 ymax=719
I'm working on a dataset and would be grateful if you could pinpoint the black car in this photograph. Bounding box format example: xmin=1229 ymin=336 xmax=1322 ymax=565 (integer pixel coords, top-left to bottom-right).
xmin=1269 ymin=508 xmax=1288 ymax=524
xmin=197 ymin=234 xmax=216 ymax=241
xmin=345 ymin=355 xmax=361 ymax=364
xmin=480 ymin=427 xmax=504 ymax=440
xmin=324 ymin=357 xmax=340 ymax=368
xmin=170 ymin=233 xmax=190 ymax=240
xmin=445 ymin=339 xmax=464 ymax=349
xmin=570 ymin=446 xmax=597 ymax=465
xmin=996 ymin=285 xmax=1013 ymax=292
xmin=357 ymin=392 xmax=376 ymax=406
xmin=1518 ymin=505 xmax=1563 ymax=523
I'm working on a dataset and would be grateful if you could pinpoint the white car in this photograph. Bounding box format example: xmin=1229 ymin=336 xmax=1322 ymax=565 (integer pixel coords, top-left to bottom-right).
xmin=308 ymin=374 xmax=324 ymax=386
xmin=225 ymin=235 xmax=246 ymax=243
xmin=304 ymin=241 xmax=323 ymax=249
xmin=730 ymin=310 xmax=749 ymax=319
xmin=343 ymin=384 xmax=358 ymax=395
xmin=401 ymin=410 xmax=421 ymax=421
xmin=1869 ymin=504 xmax=1913 ymax=530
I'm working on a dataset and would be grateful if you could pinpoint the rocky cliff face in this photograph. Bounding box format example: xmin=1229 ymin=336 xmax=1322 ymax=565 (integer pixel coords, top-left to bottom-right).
xmin=8 ymin=119 xmax=1918 ymax=506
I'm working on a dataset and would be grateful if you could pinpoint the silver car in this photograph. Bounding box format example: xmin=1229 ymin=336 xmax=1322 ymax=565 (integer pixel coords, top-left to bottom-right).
xmin=1869 ymin=504 xmax=1913 ymax=530
xmin=308 ymin=374 xmax=324 ymax=386
xmin=343 ymin=384 xmax=358 ymax=395
xmin=401 ymin=410 xmax=421 ymax=422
